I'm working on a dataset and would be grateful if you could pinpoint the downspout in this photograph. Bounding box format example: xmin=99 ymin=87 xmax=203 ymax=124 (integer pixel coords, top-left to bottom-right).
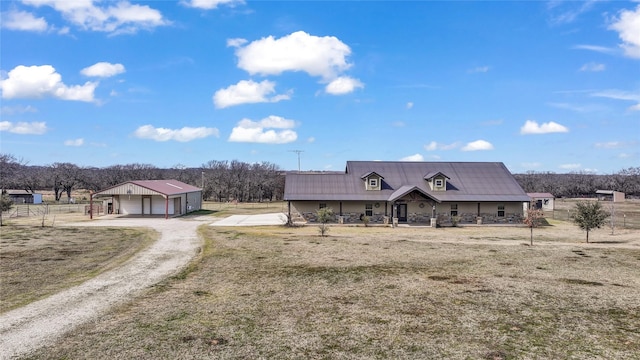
xmin=287 ymin=201 xmax=291 ymax=224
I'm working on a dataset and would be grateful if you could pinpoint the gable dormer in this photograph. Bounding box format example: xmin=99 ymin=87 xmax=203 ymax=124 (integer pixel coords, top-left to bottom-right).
xmin=424 ymin=171 xmax=450 ymax=191
xmin=361 ymin=171 xmax=383 ymax=191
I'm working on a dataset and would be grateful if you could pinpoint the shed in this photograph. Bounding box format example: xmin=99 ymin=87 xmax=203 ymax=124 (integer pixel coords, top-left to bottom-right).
xmin=595 ymin=190 xmax=625 ymax=202
xmin=93 ymin=180 xmax=202 ymax=218
xmin=527 ymin=192 xmax=555 ymax=211
xmin=4 ymin=190 xmax=42 ymax=204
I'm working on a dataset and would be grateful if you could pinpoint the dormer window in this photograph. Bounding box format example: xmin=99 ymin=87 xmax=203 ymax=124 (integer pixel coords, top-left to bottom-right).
xmin=361 ymin=171 xmax=383 ymax=191
xmin=424 ymin=171 xmax=450 ymax=191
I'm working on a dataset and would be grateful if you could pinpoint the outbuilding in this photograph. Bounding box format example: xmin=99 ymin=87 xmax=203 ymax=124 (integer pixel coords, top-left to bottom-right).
xmin=92 ymin=180 xmax=202 ymax=218
xmin=527 ymin=192 xmax=555 ymax=211
xmin=595 ymin=190 xmax=625 ymax=202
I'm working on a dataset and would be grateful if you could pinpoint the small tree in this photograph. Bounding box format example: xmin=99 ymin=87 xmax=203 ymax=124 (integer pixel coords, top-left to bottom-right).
xmin=523 ymin=206 xmax=543 ymax=246
xmin=0 ymin=194 xmax=14 ymax=226
xmin=316 ymin=207 xmax=334 ymax=237
xmin=572 ymin=201 xmax=609 ymax=243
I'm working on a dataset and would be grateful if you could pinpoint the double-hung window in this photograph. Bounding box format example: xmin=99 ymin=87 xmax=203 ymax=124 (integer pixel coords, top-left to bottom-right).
xmin=365 ymin=204 xmax=373 ymax=216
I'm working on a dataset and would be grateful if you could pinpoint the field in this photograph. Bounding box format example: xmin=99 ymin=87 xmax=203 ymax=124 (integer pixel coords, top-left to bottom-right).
xmin=10 ymin=200 xmax=639 ymax=360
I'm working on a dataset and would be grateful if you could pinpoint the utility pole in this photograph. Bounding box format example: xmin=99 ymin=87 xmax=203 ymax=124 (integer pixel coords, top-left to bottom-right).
xmin=289 ymin=150 xmax=304 ymax=172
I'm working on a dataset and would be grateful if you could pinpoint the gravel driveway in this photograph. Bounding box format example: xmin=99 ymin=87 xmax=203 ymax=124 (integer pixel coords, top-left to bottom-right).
xmin=0 ymin=216 xmax=208 ymax=360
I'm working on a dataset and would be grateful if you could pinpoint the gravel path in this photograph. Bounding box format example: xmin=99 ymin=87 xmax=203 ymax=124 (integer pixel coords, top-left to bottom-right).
xmin=0 ymin=216 xmax=208 ymax=360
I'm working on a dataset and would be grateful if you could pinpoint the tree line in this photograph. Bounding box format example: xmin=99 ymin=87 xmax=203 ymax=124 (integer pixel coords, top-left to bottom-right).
xmin=513 ymin=168 xmax=640 ymax=198
xmin=0 ymin=154 xmax=285 ymax=203
xmin=1 ymin=153 xmax=639 ymax=202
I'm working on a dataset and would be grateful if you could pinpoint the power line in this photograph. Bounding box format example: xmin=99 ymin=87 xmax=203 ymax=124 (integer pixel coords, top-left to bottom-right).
xmin=289 ymin=150 xmax=304 ymax=172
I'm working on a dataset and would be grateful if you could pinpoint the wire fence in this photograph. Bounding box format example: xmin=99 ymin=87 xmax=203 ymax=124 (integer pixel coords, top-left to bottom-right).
xmin=8 ymin=204 xmax=90 ymax=218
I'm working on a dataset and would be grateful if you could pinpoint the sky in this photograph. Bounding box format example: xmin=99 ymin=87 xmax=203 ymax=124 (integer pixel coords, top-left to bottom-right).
xmin=1 ymin=0 xmax=639 ymax=174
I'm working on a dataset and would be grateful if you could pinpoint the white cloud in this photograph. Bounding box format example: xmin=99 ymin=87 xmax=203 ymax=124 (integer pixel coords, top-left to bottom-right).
xmin=559 ymin=163 xmax=582 ymax=170
xmin=64 ymin=138 xmax=84 ymax=146
xmin=232 ymin=31 xmax=352 ymax=80
xmin=22 ymin=0 xmax=169 ymax=35
xmin=213 ymin=79 xmax=290 ymax=108
xmin=325 ymin=76 xmax=364 ymax=95
xmin=229 ymin=115 xmax=298 ymax=144
xmin=0 ymin=105 xmax=38 ymax=115
xmin=81 ymin=62 xmax=125 ymax=77
xmin=424 ymin=141 xmax=460 ymax=151
xmin=468 ymin=66 xmax=490 ymax=73
xmin=0 ymin=121 xmax=48 ymax=134
xmin=520 ymin=120 xmax=569 ymax=134
xmin=307 ymin=137 xmax=315 ymax=143
xmin=1 ymin=10 xmax=48 ymax=32
xmin=609 ymin=5 xmax=640 ymax=59
xmin=0 ymin=65 xmax=97 ymax=102
xmin=595 ymin=141 xmax=623 ymax=149
xmin=571 ymin=44 xmax=617 ymax=54
xmin=134 ymin=125 xmax=219 ymax=142
xmin=392 ymin=121 xmax=406 ymax=127
xmin=180 ymin=0 xmax=244 ymax=10
xmin=591 ymin=89 xmax=640 ymax=111
xmin=579 ymin=62 xmax=605 ymax=72
xmin=406 ymin=102 xmax=414 ymax=109
xmin=461 ymin=140 xmax=494 ymax=151
xmin=400 ymin=153 xmax=424 ymax=162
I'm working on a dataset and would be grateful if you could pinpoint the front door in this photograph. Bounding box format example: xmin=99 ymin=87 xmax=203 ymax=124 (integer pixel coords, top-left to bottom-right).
xmin=396 ymin=204 xmax=407 ymax=222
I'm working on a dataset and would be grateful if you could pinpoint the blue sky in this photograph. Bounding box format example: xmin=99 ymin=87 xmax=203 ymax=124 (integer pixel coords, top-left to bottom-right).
xmin=1 ymin=0 xmax=639 ymax=174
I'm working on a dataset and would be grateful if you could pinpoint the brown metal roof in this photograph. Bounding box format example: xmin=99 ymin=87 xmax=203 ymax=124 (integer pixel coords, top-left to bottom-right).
xmin=284 ymin=161 xmax=530 ymax=202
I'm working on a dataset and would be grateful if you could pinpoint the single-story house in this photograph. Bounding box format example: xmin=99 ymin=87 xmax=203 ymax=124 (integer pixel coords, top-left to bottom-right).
xmin=284 ymin=161 xmax=531 ymax=226
xmin=92 ymin=180 xmax=202 ymax=218
xmin=595 ymin=190 xmax=625 ymax=202
xmin=528 ymin=192 xmax=555 ymax=211
xmin=4 ymin=190 xmax=42 ymax=204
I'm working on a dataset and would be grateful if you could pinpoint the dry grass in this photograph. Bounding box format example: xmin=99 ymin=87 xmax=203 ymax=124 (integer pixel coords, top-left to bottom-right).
xmin=0 ymin=223 xmax=156 ymax=313
xmin=202 ymin=201 xmax=288 ymax=217
xmin=26 ymin=218 xmax=640 ymax=359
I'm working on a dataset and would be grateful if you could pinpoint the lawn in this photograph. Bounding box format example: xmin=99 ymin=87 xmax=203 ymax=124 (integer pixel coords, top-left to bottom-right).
xmin=25 ymin=218 xmax=640 ymax=360
xmin=0 ymin=225 xmax=156 ymax=313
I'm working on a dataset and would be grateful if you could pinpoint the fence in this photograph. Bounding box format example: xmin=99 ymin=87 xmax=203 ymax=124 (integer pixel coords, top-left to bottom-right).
xmin=8 ymin=204 xmax=88 ymax=218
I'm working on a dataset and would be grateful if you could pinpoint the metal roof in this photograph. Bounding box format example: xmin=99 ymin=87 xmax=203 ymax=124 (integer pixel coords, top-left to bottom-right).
xmin=528 ymin=192 xmax=555 ymax=198
xmin=94 ymin=179 xmax=201 ymax=197
xmin=284 ymin=161 xmax=530 ymax=202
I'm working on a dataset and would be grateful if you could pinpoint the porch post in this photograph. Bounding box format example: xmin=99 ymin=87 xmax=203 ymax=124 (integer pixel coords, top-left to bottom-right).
xmin=165 ymin=196 xmax=169 ymax=219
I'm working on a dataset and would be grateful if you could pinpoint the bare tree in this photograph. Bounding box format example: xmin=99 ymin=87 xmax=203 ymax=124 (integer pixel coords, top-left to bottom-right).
xmin=523 ymin=206 xmax=544 ymax=246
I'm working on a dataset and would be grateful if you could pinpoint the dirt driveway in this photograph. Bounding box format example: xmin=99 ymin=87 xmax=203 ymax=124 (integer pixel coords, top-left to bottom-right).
xmin=0 ymin=216 xmax=209 ymax=360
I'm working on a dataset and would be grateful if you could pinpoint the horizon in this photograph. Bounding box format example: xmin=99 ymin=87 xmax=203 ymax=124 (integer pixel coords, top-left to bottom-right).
xmin=1 ymin=1 xmax=639 ymax=174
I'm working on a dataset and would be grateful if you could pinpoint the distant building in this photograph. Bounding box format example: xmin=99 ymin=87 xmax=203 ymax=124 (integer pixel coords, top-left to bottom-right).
xmin=595 ymin=190 xmax=625 ymax=203
xmin=527 ymin=193 xmax=555 ymax=211
xmin=4 ymin=190 xmax=42 ymax=204
xmin=92 ymin=180 xmax=202 ymax=218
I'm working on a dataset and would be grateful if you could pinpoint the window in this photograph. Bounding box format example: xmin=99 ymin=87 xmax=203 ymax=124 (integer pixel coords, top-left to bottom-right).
xmin=450 ymin=204 xmax=458 ymax=217
xmin=319 ymin=203 xmax=327 ymax=209
xmin=365 ymin=204 xmax=373 ymax=216
xmin=435 ymin=179 xmax=444 ymax=187
xmin=369 ymin=178 xmax=378 ymax=188
xmin=497 ymin=205 xmax=505 ymax=217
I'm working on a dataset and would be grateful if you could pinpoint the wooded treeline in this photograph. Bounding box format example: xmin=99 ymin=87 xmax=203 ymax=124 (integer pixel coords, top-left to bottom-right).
xmin=0 ymin=154 xmax=285 ymax=202
xmin=513 ymin=168 xmax=640 ymax=198
xmin=1 ymin=154 xmax=639 ymax=202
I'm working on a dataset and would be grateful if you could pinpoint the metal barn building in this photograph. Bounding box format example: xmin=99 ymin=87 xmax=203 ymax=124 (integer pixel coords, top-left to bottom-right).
xmin=93 ymin=180 xmax=202 ymax=218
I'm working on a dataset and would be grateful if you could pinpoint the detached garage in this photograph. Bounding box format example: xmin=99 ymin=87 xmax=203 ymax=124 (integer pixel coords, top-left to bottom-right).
xmin=93 ymin=180 xmax=202 ymax=219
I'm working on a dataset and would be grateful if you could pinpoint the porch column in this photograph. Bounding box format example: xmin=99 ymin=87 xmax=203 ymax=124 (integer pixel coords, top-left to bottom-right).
xmin=165 ymin=196 xmax=169 ymax=219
